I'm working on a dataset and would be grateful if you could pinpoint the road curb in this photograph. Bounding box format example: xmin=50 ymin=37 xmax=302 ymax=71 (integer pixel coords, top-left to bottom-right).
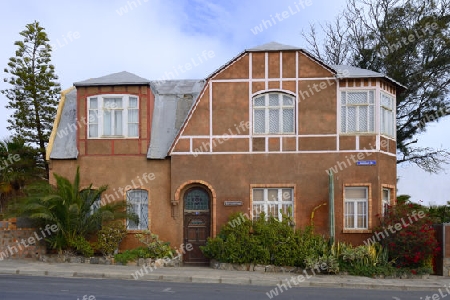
xmin=191 ymin=276 xmax=221 ymax=284
xmin=0 ymin=268 xmax=445 ymax=292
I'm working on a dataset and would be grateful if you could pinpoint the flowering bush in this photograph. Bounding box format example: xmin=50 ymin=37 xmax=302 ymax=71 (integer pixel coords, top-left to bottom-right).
xmin=97 ymin=222 xmax=127 ymax=258
xmin=376 ymin=196 xmax=439 ymax=269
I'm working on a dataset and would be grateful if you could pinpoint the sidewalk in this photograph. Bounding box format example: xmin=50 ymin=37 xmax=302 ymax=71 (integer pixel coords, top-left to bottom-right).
xmin=0 ymin=259 xmax=445 ymax=291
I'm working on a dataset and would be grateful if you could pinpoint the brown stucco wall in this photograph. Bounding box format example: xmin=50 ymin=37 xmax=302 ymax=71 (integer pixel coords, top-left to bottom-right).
xmin=76 ymin=85 xmax=152 ymax=157
xmin=49 ymin=156 xmax=178 ymax=250
xmin=48 ymin=48 xmax=399 ymax=252
xmin=170 ymin=151 xmax=396 ymax=246
xmin=168 ymin=49 xmax=398 ymax=246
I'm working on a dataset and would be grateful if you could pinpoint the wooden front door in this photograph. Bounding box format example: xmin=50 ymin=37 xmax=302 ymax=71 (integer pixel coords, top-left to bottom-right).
xmin=183 ymin=188 xmax=210 ymax=265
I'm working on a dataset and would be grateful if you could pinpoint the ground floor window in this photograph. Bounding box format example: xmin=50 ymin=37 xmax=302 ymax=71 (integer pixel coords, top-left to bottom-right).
xmin=127 ymin=189 xmax=148 ymax=230
xmin=382 ymin=188 xmax=391 ymax=216
xmin=252 ymin=188 xmax=293 ymax=221
xmin=344 ymin=187 xmax=368 ymax=229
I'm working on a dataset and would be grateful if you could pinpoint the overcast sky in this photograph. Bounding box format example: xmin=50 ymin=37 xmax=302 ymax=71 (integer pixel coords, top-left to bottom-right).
xmin=0 ymin=0 xmax=448 ymax=206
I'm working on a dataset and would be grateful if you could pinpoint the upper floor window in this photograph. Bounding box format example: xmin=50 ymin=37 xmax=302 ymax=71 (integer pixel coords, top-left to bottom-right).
xmin=253 ymin=93 xmax=295 ymax=134
xmin=381 ymin=93 xmax=395 ymax=137
xmin=341 ymin=91 xmax=375 ymax=134
xmin=88 ymin=95 xmax=139 ymax=138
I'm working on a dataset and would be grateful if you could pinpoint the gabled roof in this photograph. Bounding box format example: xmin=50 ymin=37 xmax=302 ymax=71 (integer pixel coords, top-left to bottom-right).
xmin=74 ymin=71 xmax=150 ymax=86
xmin=48 ymin=42 xmax=407 ymax=161
xmin=206 ymin=41 xmax=336 ymax=80
xmin=247 ymin=41 xmax=301 ymax=51
xmin=206 ymin=41 xmax=405 ymax=89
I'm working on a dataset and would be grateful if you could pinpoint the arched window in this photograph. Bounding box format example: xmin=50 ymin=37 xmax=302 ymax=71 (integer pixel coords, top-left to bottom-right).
xmin=184 ymin=188 xmax=209 ymax=211
xmin=253 ymin=92 xmax=295 ymax=134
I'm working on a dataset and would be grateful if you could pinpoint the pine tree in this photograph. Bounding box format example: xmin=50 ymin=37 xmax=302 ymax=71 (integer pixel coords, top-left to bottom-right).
xmin=1 ymin=21 xmax=61 ymax=179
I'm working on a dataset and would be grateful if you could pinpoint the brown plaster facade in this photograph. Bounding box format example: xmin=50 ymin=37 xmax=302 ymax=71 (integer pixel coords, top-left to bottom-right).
xmin=49 ymin=47 xmax=400 ymax=263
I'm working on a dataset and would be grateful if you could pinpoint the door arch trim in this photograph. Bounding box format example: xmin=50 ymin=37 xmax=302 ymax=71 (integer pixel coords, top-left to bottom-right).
xmin=175 ymin=180 xmax=217 ymax=237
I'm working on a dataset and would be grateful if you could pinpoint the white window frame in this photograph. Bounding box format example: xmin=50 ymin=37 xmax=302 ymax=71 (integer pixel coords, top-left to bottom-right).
xmin=87 ymin=94 xmax=139 ymax=139
xmin=341 ymin=90 xmax=375 ymax=134
xmin=382 ymin=188 xmax=391 ymax=216
xmin=126 ymin=189 xmax=148 ymax=230
xmin=252 ymin=93 xmax=295 ymax=135
xmin=252 ymin=188 xmax=293 ymax=221
xmin=344 ymin=186 xmax=368 ymax=229
xmin=380 ymin=92 xmax=395 ymax=137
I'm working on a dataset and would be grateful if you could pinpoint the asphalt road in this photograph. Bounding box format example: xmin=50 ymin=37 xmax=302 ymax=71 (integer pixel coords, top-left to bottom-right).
xmin=0 ymin=275 xmax=436 ymax=299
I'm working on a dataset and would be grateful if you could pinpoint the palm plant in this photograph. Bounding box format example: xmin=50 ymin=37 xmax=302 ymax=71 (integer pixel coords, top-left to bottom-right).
xmin=7 ymin=167 xmax=138 ymax=255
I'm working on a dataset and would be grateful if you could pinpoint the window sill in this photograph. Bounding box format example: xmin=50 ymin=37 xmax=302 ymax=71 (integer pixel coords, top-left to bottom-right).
xmin=339 ymin=132 xmax=376 ymax=136
xmin=252 ymin=133 xmax=296 ymax=136
xmin=87 ymin=136 xmax=139 ymax=139
xmin=380 ymin=134 xmax=396 ymax=140
xmin=342 ymin=229 xmax=372 ymax=234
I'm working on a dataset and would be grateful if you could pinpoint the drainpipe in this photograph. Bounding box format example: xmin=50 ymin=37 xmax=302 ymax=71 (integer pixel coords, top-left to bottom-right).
xmin=329 ymin=171 xmax=335 ymax=245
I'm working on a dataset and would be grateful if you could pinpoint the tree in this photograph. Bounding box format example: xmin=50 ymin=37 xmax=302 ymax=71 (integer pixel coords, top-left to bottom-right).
xmin=0 ymin=136 xmax=42 ymax=190
xmin=7 ymin=167 xmax=138 ymax=255
xmin=427 ymin=201 xmax=450 ymax=223
xmin=0 ymin=137 xmax=42 ymax=218
xmin=302 ymin=0 xmax=450 ymax=172
xmin=2 ymin=21 xmax=61 ymax=179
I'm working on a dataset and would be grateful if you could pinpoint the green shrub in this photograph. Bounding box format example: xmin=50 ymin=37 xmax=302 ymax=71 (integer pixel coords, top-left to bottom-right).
xmin=304 ymin=254 xmax=339 ymax=273
xmin=97 ymin=222 xmax=127 ymax=257
xmin=331 ymin=242 xmax=393 ymax=276
xmin=114 ymin=232 xmax=176 ymax=264
xmin=135 ymin=230 xmax=175 ymax=258
xmin=68 ymin=236 xmax=94 ymax=258
xmin=201 ymin=214 xmax=269 ymax=264
xmin=114 ymin=249 xmax=138 ymax=264
xmin=200 ymin=212 xmax=328 ymax=267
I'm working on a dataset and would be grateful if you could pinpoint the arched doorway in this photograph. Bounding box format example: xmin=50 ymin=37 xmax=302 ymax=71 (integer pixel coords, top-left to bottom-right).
xmin=183 ymin=187 xmax=210 ymax=265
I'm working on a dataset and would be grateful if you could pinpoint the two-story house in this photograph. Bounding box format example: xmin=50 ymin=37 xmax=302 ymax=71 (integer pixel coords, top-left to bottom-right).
xmin=47 ymin=42 xmax=404 ymax=264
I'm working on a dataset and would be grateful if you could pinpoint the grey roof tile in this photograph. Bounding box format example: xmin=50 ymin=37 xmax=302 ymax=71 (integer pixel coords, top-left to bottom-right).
xmin=50 ymin=88 xmax=78 ymax=159
xmin=247 ymin=41 xmax=302 ymax=51
xmin=332 ymin=65 xmax=406 ymax=88
xmin=74 ymin=71 xmax=150 ymax=86
xmin=49 ymin=43 xmax=406 ymax=161
xmin=147 ymin=80 xmax=205 ymax=159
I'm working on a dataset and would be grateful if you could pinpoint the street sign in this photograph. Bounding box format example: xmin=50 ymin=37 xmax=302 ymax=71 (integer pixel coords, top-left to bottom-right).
xmin=224 ymin=201 xmax=243 ymax=206
xmin=356 ymin=160 xmax=376 ymax=166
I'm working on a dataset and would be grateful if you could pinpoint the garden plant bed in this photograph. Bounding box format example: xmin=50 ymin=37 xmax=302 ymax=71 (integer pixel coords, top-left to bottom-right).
xmin=210 ymin=260 xmax=430 ymax=279
xmin=39 ymin=254 xmax=180 ymax=267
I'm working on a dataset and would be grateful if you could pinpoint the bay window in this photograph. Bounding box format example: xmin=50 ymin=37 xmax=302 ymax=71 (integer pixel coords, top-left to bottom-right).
xmin=341 ymin=91 xmax=375 ymax=133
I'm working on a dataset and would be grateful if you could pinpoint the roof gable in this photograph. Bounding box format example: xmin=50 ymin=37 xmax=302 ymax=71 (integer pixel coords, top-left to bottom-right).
xmin=247 ymin=41 xmax=302 ymax=51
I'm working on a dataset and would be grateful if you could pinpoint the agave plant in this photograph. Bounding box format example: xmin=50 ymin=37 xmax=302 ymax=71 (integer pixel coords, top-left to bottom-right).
xmin=7 ymin=167 xmax=138 ymax=255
